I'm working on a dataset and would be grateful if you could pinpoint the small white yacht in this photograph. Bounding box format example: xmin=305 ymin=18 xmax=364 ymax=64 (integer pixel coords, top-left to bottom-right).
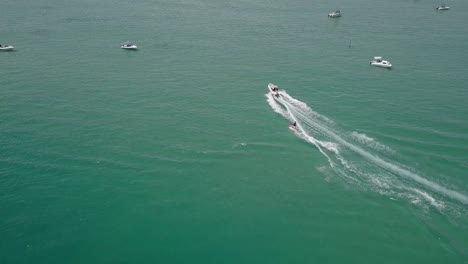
xmin=121 ymin=42 xmax=138 ymax=50
xmin=268 ymin=83 xmax=280 ymax=97
xmin=0 ymin=44 xmax=14 ymax=51
xmin=328 ymin=10 xmax=341 ymax=18
xmin=436 ymin=5 xmax=449 ymax=10
xmin=370 ymin=56 xmax=392 ymax=68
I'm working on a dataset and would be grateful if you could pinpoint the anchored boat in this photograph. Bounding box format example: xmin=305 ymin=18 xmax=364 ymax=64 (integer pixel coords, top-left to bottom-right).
xmin=328 ymin=10 xmax=341 ymax=18
xmin=436 ymin=5 xmax=449 ymax=10
xmin=121 ymin=42 xmax=138 ymax=50
xmin=370 ymin=56 xmax=392 ymax=68
xmin=0 ymin=44 xmax=14 ymax=51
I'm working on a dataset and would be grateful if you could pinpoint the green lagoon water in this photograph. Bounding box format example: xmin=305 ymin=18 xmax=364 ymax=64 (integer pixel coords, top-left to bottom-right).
xmin=1 ymin=0 xmax=468 ymax=263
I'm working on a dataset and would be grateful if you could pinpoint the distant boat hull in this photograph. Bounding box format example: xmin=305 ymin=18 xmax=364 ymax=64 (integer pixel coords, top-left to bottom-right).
xmin=436 ymin=6 xmax=449 ymax=10
xmin=0 ymin=45 xmax=14 ymax=51
xmin=370 ymin=57 xmax=392 ymax=68
xmin=121 ymin=45 xmax=138 ymax=50
xmin=328 ymin=11 xmax=341 ymax=17
xmin=370 ymin=61 xmax=392 ymax=68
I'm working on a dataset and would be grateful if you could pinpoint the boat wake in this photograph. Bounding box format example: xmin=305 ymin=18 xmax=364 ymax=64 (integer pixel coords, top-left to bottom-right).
xmin=266 ymin=91 xmax=468 ymax=213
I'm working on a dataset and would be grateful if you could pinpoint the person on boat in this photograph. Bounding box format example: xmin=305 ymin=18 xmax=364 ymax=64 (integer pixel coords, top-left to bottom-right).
xmin=293 ymin=121 xmax=297 ymax=127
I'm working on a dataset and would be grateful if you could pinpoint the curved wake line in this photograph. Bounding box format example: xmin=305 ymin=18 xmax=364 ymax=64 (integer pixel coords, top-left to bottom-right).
xmin=268 ymin=92 xmax=468 ymax=205
xmin=267 ymin=93 xmax=337 ymax=168
xmin=351 ymin=131 xmax=395 ymax=154
xmin=283 ymin=102 xmax=336 ymax=168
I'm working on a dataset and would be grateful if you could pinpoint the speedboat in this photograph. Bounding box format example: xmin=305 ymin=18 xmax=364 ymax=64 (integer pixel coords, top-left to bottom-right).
xmin=268 ymin=83 xmax=280 ymax=97
xmin=0 ymin=44 xmax=14 ymax=51
xmin=370 ymin=56 xmax=392 ymax=68
xmin=328 ymin=10 xmax=341 ymax=18
xmin=436 ymin=5 xmax=449 ymax=10
xmin=121 ymin=42 xmax=137 ymax=50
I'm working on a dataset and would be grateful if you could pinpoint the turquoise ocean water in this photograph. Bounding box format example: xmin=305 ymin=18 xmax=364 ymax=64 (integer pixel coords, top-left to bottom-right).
xmin=1 ymin=0 xmax=468 ymax=263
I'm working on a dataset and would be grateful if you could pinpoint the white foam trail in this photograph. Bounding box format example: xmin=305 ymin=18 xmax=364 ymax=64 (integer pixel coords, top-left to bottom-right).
xmin=266 ymin=94 xmax=289 ymax=118
xmin=351 ymin=132 xmax=395 ymax=154
xmin=338 ymin=138 xmax=468 ymax=205
xmin=411 ymin=188 xmax=445 ymax=209
xmin=280 ymin=92 xmax=335 ymax=125
xmin=267 ymin=93 xmax=336 ymax=168
xmin=267 ymin=91 xmax=468 ymax=206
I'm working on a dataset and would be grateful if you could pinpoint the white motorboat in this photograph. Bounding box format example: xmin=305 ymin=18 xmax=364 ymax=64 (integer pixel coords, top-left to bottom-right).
xmin=436 ymin=5 xmax=449 ymax=10
xmin=268 ymin=83 xmax=280 ymax=97
xmin=370 ymin=56 xmax=392 ymax=68
xmin=121 ymin=42 xmax=137 ymax=50
xmin=0 ymin=44 xmax=14 ymax=51
xmin=328 ymin=10 xmax=341 ymax=18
